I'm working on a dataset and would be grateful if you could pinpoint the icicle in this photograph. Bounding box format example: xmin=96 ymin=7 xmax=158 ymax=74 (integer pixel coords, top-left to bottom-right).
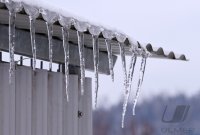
xmin=40 ymin=9 xmax=58 ymax=71
xmin=6 ymin=1 xmax=22 ymax=83
xmin=62 ymin=27 xmax=70 ymax=102
xmin=73 ymin=20 xmax=88 ymax=95
xmin=29 ymin=17 xmax=37 ymax=70
xmin=102 ymin=29 xmax=115 ymax=81
xmin=105 ymin=39 xmax=114 ymax=81
xmin=118 ymin=43 xmax=127 ymax=93
xmin=8 ymin=10 xmax=16 ymax=84
xmin=116 ymin=33 xmax=128 ymax=91
xmin=132 ymin=54 xmax=148 ymax=116
xmin=46 ymin=23 xmax=53 ymax=71
xmin=92 ymin=35 xmax=99 ymax=108
xmin=59 ymin=16 xmax=73 ymax=101
xmin=118 ymin=42 xmax=128 ymax=128
xmin=77 ymin=31 xmax=85 ymax=95
xmin=23 ymin=4 xmax=39 ymax=71
xmin=121 ymin=52 xmax=137 ymax=128
xmin=88 ymin=25 xmax=101 ymax=107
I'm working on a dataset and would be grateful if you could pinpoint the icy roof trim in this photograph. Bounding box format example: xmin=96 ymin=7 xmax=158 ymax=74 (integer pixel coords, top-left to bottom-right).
xmin=0 ymin=0 xmax=187 ymax=60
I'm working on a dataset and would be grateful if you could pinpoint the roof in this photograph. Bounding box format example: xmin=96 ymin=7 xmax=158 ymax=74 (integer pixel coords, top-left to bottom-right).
xmin=0 ymin=0 xmax=187 ymax=61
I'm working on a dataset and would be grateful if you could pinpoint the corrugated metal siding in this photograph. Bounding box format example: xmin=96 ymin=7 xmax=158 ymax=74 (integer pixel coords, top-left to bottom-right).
xmin=0 ymin=63 xmax=92 ymax=135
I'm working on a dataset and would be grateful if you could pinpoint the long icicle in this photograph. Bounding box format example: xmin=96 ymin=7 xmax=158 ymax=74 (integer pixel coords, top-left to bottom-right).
xmin=119 ymin=42 xmax=127 ymax=93
xmin=121 ymin=53 xmax=137 ymax=128
xmin=62 ymin=27 xmax=70 ymax=102
xmin=105 ymin=39 xmax=114 ymax=81
xmin=46 ymin=22 xmax=53 ymax=71
xmin=92 ymin=35 xmax=99 ymax=108
xmin=77 ymin=31 xmax=85 ymax=95
xmin=132 ymin=56 xmax=147 ymax=116
xmin=8 ymin=10 xmax=16 ymax=84
xmin=29 ymin=16 xmax=37 ymax=71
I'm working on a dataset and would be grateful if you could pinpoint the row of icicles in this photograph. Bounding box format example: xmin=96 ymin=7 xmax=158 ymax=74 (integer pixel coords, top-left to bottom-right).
xmin=4 ymin=0 xmax=150 ymax=128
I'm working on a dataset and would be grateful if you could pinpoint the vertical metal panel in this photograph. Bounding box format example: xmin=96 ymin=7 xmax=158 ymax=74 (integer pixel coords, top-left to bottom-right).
xmin=63 ymin=75 xmax=79 ymax=135
xmin=0 ymin=63 xmax=9 ymax=135
xmin=57 ymin=73 xmax=64 ymax=135
xmin=47 ymin=72 xmax=63 ymax=135
xmin=78 ymin=78 xmax=93 ymax=135
xmin=32 ymin=69 xmax=48 ymax=135
xmin=0 ymin=63 xmax=15 ymax=135
xmin=9 ymin=65 xmax=16 ymax=135
xmin=0 ymin=63 xmax=3 ymax=135
xmin=15 ymin=66 xmax=32 ymax=135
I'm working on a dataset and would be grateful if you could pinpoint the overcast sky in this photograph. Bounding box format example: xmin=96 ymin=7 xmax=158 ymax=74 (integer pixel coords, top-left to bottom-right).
xmin=41 ymin=0 xmax=200 ymax=107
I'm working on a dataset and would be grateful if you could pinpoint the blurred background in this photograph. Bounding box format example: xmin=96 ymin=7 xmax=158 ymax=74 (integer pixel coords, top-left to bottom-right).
xmin=93 ymin=94 xmax=200 ymax=135
xmin=13 ymin=0 xmax=200 ymax=134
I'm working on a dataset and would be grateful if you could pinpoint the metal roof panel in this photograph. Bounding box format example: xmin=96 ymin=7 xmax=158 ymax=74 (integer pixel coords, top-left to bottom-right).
xmin=0 ymin=1 xmax=187 ymax=61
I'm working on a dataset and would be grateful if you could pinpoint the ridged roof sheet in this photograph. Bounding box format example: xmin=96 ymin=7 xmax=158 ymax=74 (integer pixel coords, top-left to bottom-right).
xmin=0 ymin=0 xmax=187 ymax=60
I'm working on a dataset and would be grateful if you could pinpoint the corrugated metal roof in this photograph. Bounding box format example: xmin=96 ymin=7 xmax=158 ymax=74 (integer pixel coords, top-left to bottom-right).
xmin=0 ymin=1 xmax=187 ymax=61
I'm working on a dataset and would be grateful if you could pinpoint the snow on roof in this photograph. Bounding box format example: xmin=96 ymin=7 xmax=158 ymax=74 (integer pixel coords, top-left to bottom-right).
xmin=0 ymin=0 xmax=187 ymax=60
